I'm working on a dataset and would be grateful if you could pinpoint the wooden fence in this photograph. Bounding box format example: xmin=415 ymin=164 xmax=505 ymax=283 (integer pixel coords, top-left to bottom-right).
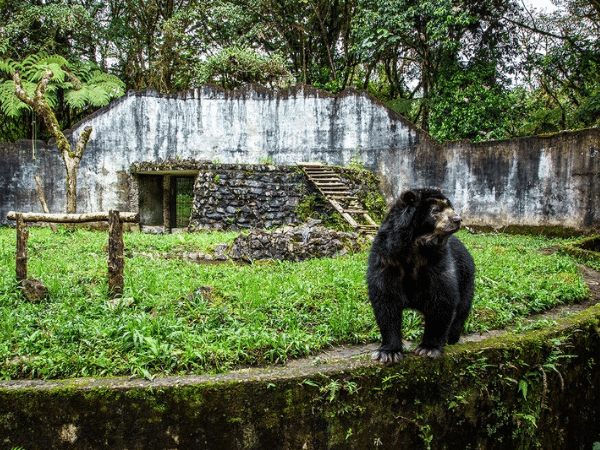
xmin=7 ymin=211 xmax=139 ymax=298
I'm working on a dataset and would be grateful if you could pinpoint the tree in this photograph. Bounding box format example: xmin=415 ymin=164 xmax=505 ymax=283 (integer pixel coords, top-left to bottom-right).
xmin=0 ymin=2 xmax=98 ymax=62
xmin=515 ymin=0 xmax=600 ymax=132
xmin=253 ymin=0 xmax=360 ymax=90
xmin=352 ymin=0 xmax=521 ymax=135
xmin=0 ymin=53 xmax=125 ymax=213
xmin=194 ymin=46 xmax=293 ymax=89
xmin=429 ymin=59 xmax=513 ymax=141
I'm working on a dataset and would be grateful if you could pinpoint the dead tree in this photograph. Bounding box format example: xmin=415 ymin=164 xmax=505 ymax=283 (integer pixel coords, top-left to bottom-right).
xmin=13 ymin=69 xmax=92 ymax=214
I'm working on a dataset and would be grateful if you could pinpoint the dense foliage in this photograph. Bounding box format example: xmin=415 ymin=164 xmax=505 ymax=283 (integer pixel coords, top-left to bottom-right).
xmin=0 ymin=0 xmax=598 ymax=142
xmin=0 ymin=228 xmax=589 ymax=380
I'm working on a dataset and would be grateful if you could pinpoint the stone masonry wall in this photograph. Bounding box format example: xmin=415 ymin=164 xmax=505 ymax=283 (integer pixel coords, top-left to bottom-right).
xmin=190 ymin=164 xmax=307 ymax=231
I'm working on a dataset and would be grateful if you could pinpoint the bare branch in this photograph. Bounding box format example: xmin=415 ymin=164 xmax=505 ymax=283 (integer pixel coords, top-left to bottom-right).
xmin=73 ymin=126 xmax=93 ymax=159
xmin=504 ymin=16 xmax=588 ymax=54
xmin=12 ymin=71 xmax=34 ymax=106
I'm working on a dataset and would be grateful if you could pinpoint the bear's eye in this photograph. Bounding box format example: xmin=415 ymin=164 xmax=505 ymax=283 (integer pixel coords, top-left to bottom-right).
xmin=431 ymin=206 xmax=441 ymax=214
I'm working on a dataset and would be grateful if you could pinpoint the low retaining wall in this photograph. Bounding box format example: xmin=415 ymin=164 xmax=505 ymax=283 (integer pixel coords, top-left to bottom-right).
xmin=190 ymin=163 xmax=308 ymax=230
xmin=1 ymin=304 xmax=599 ymax=450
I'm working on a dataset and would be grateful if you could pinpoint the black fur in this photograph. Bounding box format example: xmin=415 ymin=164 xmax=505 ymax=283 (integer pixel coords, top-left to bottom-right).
xmin=367 ymin=188 xmax=475 ymax=363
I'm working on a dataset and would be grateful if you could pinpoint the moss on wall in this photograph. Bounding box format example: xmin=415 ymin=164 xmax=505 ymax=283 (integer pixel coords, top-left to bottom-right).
xmin=1 ymin=304 xmax=600 ymax=449
xmin=560 ymin=235 xmax=600 ymax=262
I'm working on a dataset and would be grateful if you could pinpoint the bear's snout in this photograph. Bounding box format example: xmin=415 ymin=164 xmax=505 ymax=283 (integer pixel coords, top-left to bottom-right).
xmin=440 ymin=210 xmax=462 ymax=233
xmin=448 ymin=213 xmax=461 ymax=231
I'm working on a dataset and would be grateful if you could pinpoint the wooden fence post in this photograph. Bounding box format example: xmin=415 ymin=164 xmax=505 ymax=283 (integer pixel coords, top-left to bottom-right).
xmin=107 ymin=210 xmax=124 ymax=298
xmin=16 ymin=213 xmax=28 ymax=282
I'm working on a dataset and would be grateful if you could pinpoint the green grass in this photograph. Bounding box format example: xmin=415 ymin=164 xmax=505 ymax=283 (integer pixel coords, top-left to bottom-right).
xmin=0 ymin=227 xmax=590 ymax=380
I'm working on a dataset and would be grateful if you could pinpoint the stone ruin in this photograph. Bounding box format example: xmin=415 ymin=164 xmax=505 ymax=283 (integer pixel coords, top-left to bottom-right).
xmin=134 ymin=220 xmax=372 ymax=264
xmin=228 ymin=220 xmax=372 ymax=262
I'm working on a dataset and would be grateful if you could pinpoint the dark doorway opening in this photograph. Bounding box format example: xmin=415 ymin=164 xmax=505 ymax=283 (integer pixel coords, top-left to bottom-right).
xmin=137 ymin=173 xmax=197 ymax=230
xmin=138 ymin=175 xmax=163 ymax=226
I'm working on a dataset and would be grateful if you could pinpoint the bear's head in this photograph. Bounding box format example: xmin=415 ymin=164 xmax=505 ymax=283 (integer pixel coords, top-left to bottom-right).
xmin=400 ymin=189 xmax=462 ymax=244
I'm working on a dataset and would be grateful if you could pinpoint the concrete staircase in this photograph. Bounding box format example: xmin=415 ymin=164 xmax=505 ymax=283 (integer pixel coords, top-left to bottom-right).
xmin=297 ymin=162 xmax=379 ymax=235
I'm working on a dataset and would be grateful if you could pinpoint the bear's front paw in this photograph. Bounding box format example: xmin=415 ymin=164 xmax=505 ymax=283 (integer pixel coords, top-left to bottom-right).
xmin=414 ymin=345 xmax=443 ymax=359
xmin=372 ymin=349 xmax=403 ymax=365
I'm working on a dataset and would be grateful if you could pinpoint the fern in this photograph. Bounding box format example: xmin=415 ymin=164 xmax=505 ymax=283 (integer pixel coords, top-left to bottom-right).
xmin=0 ymin=58 xmax=21 ymax=77
xmin=0 ymin=81 xmax=31 ymax=117
xmin=0 ymin=52 xmax=124 ymax=118
xmin=64 ymin=88 xmax=91 ymax=109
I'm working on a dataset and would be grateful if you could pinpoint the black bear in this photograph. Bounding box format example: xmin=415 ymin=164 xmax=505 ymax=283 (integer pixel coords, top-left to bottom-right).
xmin=367 ymin=188 xmax=475 ymax=364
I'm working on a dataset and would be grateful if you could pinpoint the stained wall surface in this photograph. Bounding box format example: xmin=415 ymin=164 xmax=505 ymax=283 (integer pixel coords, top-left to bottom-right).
xmin=1 ymin=85 xmax=599 ymax=230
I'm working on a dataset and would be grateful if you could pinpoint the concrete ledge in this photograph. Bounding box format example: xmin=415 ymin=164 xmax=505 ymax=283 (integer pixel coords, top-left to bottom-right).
xmin=1 ymin=304 xmax=600 ymax=449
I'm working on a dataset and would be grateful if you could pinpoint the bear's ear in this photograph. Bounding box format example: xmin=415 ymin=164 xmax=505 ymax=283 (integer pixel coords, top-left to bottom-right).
xmin=401 ymin=190 xmax=419 ymax=206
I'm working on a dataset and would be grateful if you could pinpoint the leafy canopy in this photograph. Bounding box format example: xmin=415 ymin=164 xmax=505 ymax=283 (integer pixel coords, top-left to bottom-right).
xmin=0 ymin=53 xmax=125 ymax=119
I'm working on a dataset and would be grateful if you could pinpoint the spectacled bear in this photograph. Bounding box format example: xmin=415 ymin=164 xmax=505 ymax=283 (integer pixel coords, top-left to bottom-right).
xmin=367 ymin=188 xmax=475 ymax=364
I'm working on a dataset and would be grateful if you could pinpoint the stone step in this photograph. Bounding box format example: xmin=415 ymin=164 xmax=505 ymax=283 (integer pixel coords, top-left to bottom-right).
xmin=328 ymin=195 xmax=358 ymax=200
xmin=345 ymin=209 xmax=369 ymax=214
xmin=321 ymin=191 xmax=352 ymax=197
xmin=304 ymin=171 xmax=334 ymax=176
xmin=312 ymin=180 xmax=346 ymax=185
xmin=297 ymin=162 xmax=379 ymax=235
xmin=307 ymin=176 xmax=341 ymax=182
xmin=316 ymin=184 xmax=348 ymax=190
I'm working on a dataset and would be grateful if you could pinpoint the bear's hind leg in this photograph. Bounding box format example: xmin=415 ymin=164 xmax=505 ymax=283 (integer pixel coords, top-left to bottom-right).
xmin=447 ymin=291 xmax=473 ymax=345
xmin=414 ymin=313 xmax=453 ymax=359
xmin=447 ymin=310 xmax=469 ymax=345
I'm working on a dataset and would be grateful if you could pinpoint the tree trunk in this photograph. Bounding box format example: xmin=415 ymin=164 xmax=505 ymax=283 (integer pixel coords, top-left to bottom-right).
xmin=64 ymin=156 xmax=81 ymax=214
xmin=13 ymin=70 xmax=93 ymax=214
xmin=34 ymin=174 xmax=57 ymax=233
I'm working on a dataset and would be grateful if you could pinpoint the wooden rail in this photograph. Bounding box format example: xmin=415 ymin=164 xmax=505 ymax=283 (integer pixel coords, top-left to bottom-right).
xmin=9 ymin=210 xmax=138 ymax=298
xmin=7 ymin=211 xmax=139 ymax=223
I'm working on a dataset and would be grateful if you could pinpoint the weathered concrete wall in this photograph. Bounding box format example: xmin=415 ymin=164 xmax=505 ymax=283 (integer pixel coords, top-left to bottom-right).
xmin=1 ymin=85 xmax=599 ymax=231
xmin=0 ymin=85 xmax=423 ymax=225
xmin=432 ymin=130 xmax=600 ymax=230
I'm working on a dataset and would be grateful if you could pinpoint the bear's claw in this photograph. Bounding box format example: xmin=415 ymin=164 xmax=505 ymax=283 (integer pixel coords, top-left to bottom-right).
xmin=372 ymin=349 xmax=403 ymax=365
xmin=414 ymin=345 xmax=443 ymax=359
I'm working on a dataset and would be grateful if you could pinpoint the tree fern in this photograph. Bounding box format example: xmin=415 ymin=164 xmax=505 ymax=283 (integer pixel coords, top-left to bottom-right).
xmin=0 ymin=58 xmax=21 ymax=77
xmin=0 ymin=81 xmax=31 ymax=117
xmin=22 ymin=53 xmax=70 ymax=83
xmin=0 ymin=52 xmax=124 ymax=121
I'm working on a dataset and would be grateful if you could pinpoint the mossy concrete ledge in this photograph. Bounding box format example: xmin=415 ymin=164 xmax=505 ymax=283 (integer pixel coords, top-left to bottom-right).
xmin=2 ymin=305 xmax=600 ymax=450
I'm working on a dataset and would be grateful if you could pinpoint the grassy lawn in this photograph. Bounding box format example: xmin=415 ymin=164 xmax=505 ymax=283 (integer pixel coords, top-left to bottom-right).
xmin=0 ymin=227 xmax=590 ymax=380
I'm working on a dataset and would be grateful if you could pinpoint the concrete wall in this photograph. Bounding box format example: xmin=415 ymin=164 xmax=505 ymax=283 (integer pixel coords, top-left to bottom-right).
xmin=1 ymin=84 xmax=599 ymax=231
xmin=387 ymin=129 xmax=600 ymax=230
